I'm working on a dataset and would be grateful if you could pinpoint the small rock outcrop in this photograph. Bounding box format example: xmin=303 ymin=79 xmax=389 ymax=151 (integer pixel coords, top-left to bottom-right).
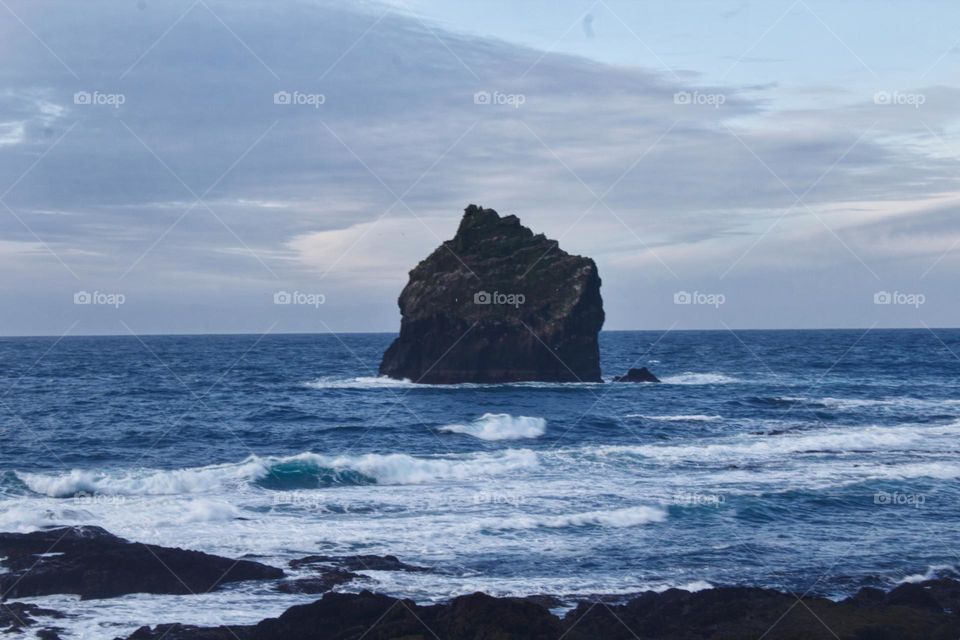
xmin=612 ymin=367 xmax=661 ymax=383
xmin=379 ymin=205 xmax=604 ymax=383
xmin=290 ymin=554 xmax=432 ymax=573
xmin=0 ymin=526 xmax=283 ymax=600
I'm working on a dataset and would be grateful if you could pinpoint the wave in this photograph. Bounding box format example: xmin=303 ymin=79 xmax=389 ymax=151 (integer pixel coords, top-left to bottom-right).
xmin=590 ymin=421 xmax=960 ymax=463
xmin=486 ymin=506 xmax=667 ymax=531
xmin=625 ymin=414 xmax=721 ymax=422
xmin=895 ymin=564 xmax=960 ymax=584
xmin=441 ymin=414 xmax=546 ymax=441
xmin=660 ymin=373 xmax=741 ymax=385
xmin=17 ymin=449 xmax=541 ymax=498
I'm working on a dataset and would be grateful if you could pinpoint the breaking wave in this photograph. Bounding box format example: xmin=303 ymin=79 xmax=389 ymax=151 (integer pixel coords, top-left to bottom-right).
xmin=16 ymin=449 xmax=541 ymax=498
xmin=441 ymin=414 xmax=547 ymax=440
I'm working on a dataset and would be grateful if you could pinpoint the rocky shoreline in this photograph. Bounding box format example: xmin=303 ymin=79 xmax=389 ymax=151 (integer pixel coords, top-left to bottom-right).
xmin=122 ymin=582 xmax=960 ymax=640
xmin=1 ymin=526 xmax=958 ymax=639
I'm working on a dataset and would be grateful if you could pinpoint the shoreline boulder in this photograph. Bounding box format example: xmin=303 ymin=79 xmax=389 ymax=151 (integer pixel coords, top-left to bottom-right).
xmin=379 ymin=204 xmax=605 ymax=384
xmin=0 ymin=526 xmax=283 ymax=600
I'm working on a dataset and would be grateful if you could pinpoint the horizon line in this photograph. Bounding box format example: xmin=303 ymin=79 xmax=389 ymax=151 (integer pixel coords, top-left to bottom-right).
xmin=0 ymin=326 xmax=957 ymax=339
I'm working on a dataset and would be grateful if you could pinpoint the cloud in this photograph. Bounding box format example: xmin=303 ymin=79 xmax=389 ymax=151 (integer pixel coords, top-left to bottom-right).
xmin=0 ymin=0 xmax=957 ymax=333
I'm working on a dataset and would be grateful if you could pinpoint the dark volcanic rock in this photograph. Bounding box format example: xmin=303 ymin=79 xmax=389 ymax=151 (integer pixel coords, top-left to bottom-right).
xmin=290 ymin=554 xmax=432 ymax=573
xmin=128 ymin=590 xmax=562 ymax=640
xmin=124 ymin=581 xmax=960 ymax=640
xmin=274 ymin=569 xmax=357 ymax=595
xmin=379 ymin=204 xmax=605 ymax=384
xmin=612 ymin=367 xmax=661 ymax=383
xmin=562 ymin=584 xmax=960 ymax=640
xmin=0 ymin=526 xmax=283 ymax=600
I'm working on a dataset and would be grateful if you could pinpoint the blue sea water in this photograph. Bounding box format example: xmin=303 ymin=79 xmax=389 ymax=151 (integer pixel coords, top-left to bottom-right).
xmin=2 ymin=329 xmax=960 ymax=637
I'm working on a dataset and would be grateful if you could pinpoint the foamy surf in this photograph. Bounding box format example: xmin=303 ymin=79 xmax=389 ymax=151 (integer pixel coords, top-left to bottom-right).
xmin=589 ymin=420 xmax=960 ymax=462
xmin=625 ymin=414 xmax=721 ymax=422
xmin=441 ymin=414 xmax=547 ymax=440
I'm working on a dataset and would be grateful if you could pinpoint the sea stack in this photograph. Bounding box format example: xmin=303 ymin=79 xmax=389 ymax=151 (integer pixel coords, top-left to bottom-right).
xmin=379 ymin=204 xmax=604 ymax=383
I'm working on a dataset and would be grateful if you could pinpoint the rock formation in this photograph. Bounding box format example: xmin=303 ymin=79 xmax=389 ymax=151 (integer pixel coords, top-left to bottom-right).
xmin=612 ymin=367 xmax=661 ymax=382
xmin=379 ymin=205 xmax=604 ymax=383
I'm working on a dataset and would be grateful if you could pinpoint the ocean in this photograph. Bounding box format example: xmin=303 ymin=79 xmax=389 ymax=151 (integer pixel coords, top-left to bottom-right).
xmin=2 ymin=329 xmax=959 ymax=638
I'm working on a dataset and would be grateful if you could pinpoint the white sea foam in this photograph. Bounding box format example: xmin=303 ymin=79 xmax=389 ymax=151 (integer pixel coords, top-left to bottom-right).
xmin=305 ymin=376 xmax=418 ymax=389
xmin=441 ymin=414 xmax=547 ymax=440
xmin=16 ymin=449 xmax=541 ymax=497
xmin=487 ymin=506 xmax=667 ymax=530
xmin=660 ymin=373 xmax=741 ymax=385
xmin=625 ymin=414 xmax=721 ymax=422
xmin=0 ymin=502 xmax=89 ymax=532
xmin=304 ymin=376 xmax=603 ymax=390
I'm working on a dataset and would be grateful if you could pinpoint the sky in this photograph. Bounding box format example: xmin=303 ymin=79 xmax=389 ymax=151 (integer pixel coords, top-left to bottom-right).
xmin=0 ymin=0 xmax=958 ymax=335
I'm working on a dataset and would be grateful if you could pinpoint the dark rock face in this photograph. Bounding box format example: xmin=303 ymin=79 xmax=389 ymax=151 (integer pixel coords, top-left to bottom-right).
xmin=125 ymin=581 xmax=960 ymax=640
xmin=612 ymin=367 xmax=661 ymax=383
xmin=127 ymin=591 xmax=563 ymax=640
xmin=0 ymin=526 xmax=283 ymax=600
xmin=379 ymin=204 xmax=605 ymax=383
